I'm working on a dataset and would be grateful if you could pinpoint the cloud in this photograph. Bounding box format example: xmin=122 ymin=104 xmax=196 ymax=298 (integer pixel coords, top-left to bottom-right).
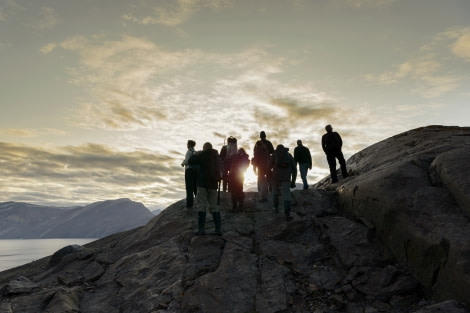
xmin=0 ymin=128 xmax=66 ymax=138
xmin=0 ymin=142 xmax=184 ymax=210
xmin=450 ymin=29 xmax=470 ymax=61
xmin=364 ymin=27 xmax=469 ymax=98
xmin=340 ymin=0 xmax=399 ymax=8
xmin=122 ymin=0 xmax=232 ymax=27
xmin=36 ymin=6 xmax=59 ymax=30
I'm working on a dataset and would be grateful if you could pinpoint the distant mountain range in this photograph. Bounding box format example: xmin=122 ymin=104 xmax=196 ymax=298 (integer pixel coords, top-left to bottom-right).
xmin=0 ymin=198 xmax=156 ymax=239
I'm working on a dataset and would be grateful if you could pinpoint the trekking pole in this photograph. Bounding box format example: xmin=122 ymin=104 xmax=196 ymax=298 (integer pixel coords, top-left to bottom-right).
xmin=217 ymin=180 xmax=221 ymax=205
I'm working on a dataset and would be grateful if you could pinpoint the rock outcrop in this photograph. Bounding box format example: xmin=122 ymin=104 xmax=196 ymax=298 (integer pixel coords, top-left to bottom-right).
xmin=0 ymin=125 xmax=468 ymax=313
xmin=316 ymin=125 xmax=470 ymax=308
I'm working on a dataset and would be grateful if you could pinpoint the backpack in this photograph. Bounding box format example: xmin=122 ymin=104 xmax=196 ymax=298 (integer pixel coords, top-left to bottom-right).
xmin=275 ymin=147 xmax=290 ymax=168
xmin=254 ymin=140 xmax=269 ymax=166
xmin=207 ymin=150 xmax=222 ymax=182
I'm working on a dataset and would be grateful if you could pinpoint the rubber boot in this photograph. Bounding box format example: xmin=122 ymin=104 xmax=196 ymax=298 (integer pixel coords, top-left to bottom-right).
xmin=213 ymin=212 xmax=222 ymax=236
xmin=273 ymin=195 xmax=279 ymax=213
xmin=284 ymin=200 xmax=292 ymax=221
xmin=196 ymin=211 xmax=206 ymax=235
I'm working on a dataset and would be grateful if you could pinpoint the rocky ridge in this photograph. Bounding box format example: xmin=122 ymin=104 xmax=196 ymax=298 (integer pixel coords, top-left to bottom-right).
xmin=0 ymin=125 xmax=469 ymax=313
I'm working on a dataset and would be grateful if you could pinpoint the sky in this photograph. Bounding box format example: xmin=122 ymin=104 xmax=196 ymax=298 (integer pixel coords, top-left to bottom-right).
xmin=1 ymin=0 xmax=469 ymax=211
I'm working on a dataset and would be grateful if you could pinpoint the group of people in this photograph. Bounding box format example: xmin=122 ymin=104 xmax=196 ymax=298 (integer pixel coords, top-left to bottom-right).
xmin=181 ymin=125 xmax=349 ymax=236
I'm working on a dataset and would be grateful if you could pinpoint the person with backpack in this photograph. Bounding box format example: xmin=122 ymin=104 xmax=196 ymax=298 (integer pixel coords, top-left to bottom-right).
xmin=229 ymin=148 xmax=250 ymax=211
xmin=252 ymin=131 xmax=274 ymax=203
xmin=269 ymin=144 xmax=297 ymax=221
xmin=294 ymin=140 xmax=312 ymax=190
xmin=181 ymin=140 xmax=198 ymax=210
xmin=189 ymin=142 xmax=223 ymax=236
xmin=322 ymin=124 xmax=348 ymax=183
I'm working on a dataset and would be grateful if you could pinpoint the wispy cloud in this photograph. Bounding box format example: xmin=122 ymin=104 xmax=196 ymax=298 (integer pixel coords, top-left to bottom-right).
xmin=341 ymin=0 xmax=399 ymax=8
xmin=36 ymin=6 xmax=59 ymax=30
xmin=0 ymin=128 xmax=65 ymax=138
xmin=122 ymin=0 xmax=232 ymax=27
xmin=364 ymin=27 xmax=469 ymax=98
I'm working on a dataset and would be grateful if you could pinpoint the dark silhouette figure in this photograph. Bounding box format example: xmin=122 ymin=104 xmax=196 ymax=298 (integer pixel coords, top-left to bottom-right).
xmin=293 ymin=140 xmax=312 ymax=190
xmin=189 ymin=142 xmax=223 ymax=236
xmin=252 ymin=131 xmax=274 ymax=203
xmin=321 ymin=125 xmax=348 ymax=183
xmin=219 ymin=136 xmax=237 ymax=192
xmin=269 ymin=145 xmax=297 ymax=221
xmin=181 ymin=140 xmax=198 ymax=209
xmin=229 ymin=148 xmax=250 ymax=211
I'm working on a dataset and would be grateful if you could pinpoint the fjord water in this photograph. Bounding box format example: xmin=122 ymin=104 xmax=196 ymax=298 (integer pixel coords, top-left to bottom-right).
xmin=0 ymin=238 xmax=96 ymax=272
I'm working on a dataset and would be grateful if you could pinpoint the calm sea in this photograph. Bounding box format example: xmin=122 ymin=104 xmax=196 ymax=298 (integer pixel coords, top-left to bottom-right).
xmin=0 ymin=238 xmax=97 ymax=272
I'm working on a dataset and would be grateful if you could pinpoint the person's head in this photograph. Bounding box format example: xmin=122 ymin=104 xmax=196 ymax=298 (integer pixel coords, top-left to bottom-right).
xmin=325 ymin=125 xmax=333 ymax=133
xmin=276 ymin=144 xmax=285 ymax=152
xmin=203 ymin=142 xmax=212 ymax=151
xmin=238 ymin=147 xmax=246 ymax=155
xmin=297 ymin=140 xmax=302 ymax=146
xmin=187 ymin=140 xmax=196 ymax=148
xmin=260 ymin=131 xmax=266 ymax=139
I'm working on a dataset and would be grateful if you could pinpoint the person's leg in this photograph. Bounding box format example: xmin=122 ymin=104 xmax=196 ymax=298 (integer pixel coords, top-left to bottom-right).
xmin=326 ymin=154 xmax=338 ymax=183
xmin=272 ymin=180 xmax=280 ymax=212
xmin=337 ymin=152 xmax=348 ymax=178
xmin=185 ymin=169 xmax=193 ymax=208
xmin=195 ymin=187 xmax=208 ymax=235
xmin=299 ymin=163 xmax=309 ymax=189
xmin=280 ymin=181 xmax=292 ymax=220
xmin=258 ymin=167 xmax=268 ymax=202
xmin=208 ymin=189 xmax=222 ymax=236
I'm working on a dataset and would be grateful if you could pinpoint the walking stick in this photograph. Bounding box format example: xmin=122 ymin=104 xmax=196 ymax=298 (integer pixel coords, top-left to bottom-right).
xmin=217 ymin=180 xmax=221 ymax=205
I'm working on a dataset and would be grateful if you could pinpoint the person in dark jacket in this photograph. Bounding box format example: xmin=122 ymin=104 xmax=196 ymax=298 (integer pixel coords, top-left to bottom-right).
xmin=229 ymin=148 xmax=250 ymax=211
xmin=252 ymin=131 xmax=275 ymax=203
xmin=269 ymin=145 xmax=297 ymax=221
xmin=321 ymin=125 xmax=348 ymax=183
xmin=293 ymin=140 xmax=312 ymax=190
xmin=189 ymin=142 xmax=223 ymax=236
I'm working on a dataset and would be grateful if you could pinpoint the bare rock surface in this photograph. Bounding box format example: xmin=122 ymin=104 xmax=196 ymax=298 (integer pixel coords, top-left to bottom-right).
xmin=0 ymin=125 xmax=469 ymax=313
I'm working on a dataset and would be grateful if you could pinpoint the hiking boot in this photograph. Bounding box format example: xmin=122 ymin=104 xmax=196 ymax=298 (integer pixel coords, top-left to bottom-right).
xmin=196 ymin=211 xmax=206 ymax=235
xmin=213 ymin=212 xmax=222 ymax=236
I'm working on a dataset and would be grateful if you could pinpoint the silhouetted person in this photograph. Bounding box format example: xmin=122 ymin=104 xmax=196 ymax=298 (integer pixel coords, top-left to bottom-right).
xmin=252 ymin=131 xmax=274 ymax=203
xmin=189 ymin=142 xmax=223 ymax=236
xmin=181 ymin=140 xmax=198 ymax=209
xmin=219 ymin=136 xmax=237 ymax=192
xmin=322 ymin=125 xmax=348 ymax=183
xmin=229 ymin=148 xmax=250 ymax=211
xmin=269 ymin=145 xmax=296 ymax=221
xmin=294 ymin=140 xmax=312 ymax=190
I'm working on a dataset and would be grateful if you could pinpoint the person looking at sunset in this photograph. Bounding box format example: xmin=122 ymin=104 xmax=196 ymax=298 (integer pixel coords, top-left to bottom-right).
xmin=321 ymin=125 xmax=348 ymax=183
xmin=189 ymin=142 xmax=223 ymax=236
xmin=181 ymin=140 xmax=198 ymax=210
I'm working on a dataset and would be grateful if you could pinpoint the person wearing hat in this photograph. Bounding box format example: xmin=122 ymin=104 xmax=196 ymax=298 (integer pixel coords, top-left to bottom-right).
xmin=252 ymin=131 xmax=274 ymax=202
xmin=321 ymin=125 xmax=348 ymax=183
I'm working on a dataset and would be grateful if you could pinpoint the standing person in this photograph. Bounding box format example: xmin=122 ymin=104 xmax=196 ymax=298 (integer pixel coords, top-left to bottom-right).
xmin=181 ymin=140 xmax=198 ymax=210
xmin=229 ymin=148 xmax=250 ymax=211
xmin=252 ymin=131 xmax=275 ymax=203
xmin=321 ymin=124 xmax=348 ymax=183
xmin=270 ymin=145 xmax=297 ymax=221
xmin=294 ymin=140 xmax=312 ymax=190
xmin=189 ymin=142 xmax=223 ymax=236
xmin=219 ymin=136 xmax=237 ymax=192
